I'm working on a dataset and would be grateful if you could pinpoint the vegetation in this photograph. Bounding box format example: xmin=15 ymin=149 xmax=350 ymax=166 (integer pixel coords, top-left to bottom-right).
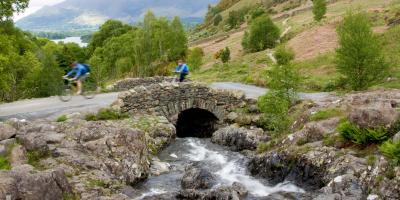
xmin=85 ymin=108 xmax=129 ymax=121
xmin=0 ymin=0 xmax=29 ymax=21
xmin=338 ymin=121 xmax=390 ymax=145
xmin=380 ymin=140 xmax=400 ymax=165
xmin=187 ymin=47 xmax=205 ymax=71
xmin=242 ymin=15 xmax=280 ymax=52
xmin=310 ymin=108 xmax=343 ymax=121
xmin=258 ymin=90 xmax=291 ymax=133
xmin=27 ymin=150 xmax=49 ymax=169
xmin=336 ymin=11 xmax=388 ymax=91
xmin=312 ymin=0 xmax=327 ymax=22
xmin=221 ymin=47 xmax=231 ymax=63
xmin=0 ymin=155 xmax=11 ymax=170
xmin=56 ymin=115 xmax=68 ymax=122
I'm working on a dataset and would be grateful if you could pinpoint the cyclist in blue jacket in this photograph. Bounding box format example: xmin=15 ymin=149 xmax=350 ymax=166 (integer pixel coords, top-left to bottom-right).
xmin=175 ymin=59 xmax=189 ymax=82
xmin=63 ymin=61 xmax=90 ymax=95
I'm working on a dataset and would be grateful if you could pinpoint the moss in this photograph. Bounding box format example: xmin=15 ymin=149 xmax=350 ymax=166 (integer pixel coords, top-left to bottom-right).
xmin=87 ymin=179 xmax=108 ymax=188
xmin=57 ymin=115 xmax=68 ymax=122
xmin=296 ymin=138 xmax=308 ymax=146
xmin=366 ymin=155 xmax=377 ymax=166
xmin=27 ymin=150 xmax=49 ymax=170
xmin=257 ymin=140 xmax=277 ymax=153
xmin=310 ymin=108 xmax=343 ymax=121
xmin=85 ymin=108 xmax=129 ymax=121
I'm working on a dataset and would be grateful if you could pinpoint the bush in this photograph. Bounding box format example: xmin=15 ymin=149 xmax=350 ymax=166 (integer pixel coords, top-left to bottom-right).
xmin=274 ymin=45 xmax=295 ymax=66
xmin=214 ymin=14 xmax=223 ymax=26
xmin=187 ymin=47 xmax=204 ymax=71
xmin=243 ymin=15 xmax=280 ymax=52
xmin=221 ymin=47 xmax=231 ymax=63
xmin=258 ymin=91 xmax=291 ymax=133
xmin=380 ymin=140 xmax=400 ymax=165
xmin=336 ymin=11 xmax=388 ymax=90
xmin=338 ymin=121 xmax=389 ymax=145
xmin=85 ymin=108 xmax=129 ymax=121
xmin=312 ymin=0 xmax=327 ymax=22
xmin=310 ymin=108 xmax=343 ymax=121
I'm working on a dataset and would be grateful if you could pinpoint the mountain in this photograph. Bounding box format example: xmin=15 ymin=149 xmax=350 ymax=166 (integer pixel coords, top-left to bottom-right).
xmin=16 ymin=0 xmax=219 ymax=32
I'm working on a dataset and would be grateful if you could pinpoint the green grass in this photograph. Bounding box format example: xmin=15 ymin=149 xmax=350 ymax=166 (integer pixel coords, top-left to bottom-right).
xmin=310 ymin=108 xmax=343 ymax=121
xmin=56 ymin=115 xmax=68 ymax=122
xmin=85 ymin=108 xmax=129 ymax=121
xmin=27 ymin=150 xmax=49 ymax=170
xmin=0 ymin=155 xmax=11 ymax=170
xmin=380 ymin=140 xmax=400 ymax=165
xmin=87 ymin=179 xmax=108 ymax=188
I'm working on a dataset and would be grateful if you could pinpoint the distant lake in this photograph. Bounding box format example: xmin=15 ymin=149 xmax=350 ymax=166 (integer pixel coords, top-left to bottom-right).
xmin=52 ymin=37 xmax=87 ymax=47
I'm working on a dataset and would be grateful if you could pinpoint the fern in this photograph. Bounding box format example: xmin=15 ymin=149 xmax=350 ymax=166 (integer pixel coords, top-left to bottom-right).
xmin=338 ymin=121 xmax=389 ymax=145
xmin=380 ymin=140 xmax=400 ymax=165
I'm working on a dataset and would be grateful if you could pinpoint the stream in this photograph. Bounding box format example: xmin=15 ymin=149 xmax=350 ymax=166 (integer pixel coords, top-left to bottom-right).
xmin=129 ymin=138 xmax=305 ymax=199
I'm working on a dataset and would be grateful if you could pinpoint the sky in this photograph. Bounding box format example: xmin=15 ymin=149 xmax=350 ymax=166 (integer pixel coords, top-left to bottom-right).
xmin=14 ymin=0 xmax=65 ymax=21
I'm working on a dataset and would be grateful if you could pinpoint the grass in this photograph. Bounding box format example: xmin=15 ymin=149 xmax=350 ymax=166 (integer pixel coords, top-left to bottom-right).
xmin=85 ymin=108 xmax=129 ymax=121
xmin=56 ymin=115 xmax=68 ymax=122
xmin=310 ymin=108 xmax=343 ymax=121
xmin=87 ymin=179 xmax=108 ymax=188
xmin=27 ymin=150 xmax=49 ymax=170
xmin=0 ymin=155 xmax=11 ymax=170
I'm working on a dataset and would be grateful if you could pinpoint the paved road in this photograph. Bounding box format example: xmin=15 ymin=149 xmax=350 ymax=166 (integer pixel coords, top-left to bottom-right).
xmin=0 ymin=82 xmax=331 ymax=121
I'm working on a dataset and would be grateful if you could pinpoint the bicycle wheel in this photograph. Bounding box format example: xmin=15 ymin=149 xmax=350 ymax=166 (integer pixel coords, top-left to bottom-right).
xmin=82 ymin=81 xmax=98 ymax=99
xmin=59 ymin=85 xmax=73 ymax=102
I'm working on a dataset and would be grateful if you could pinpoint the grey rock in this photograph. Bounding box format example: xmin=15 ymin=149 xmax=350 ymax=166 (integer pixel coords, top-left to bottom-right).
xmin=316 ymin=174 xmax=365 ymax=200
xmin=0 ymin=123 xmax=16 ymax=141
xmin=181 ymin=163 xmax=216 ymax=190
xmin=9 ymin=145 xmax=28 ymax=168
xmin=212 ymin=126 xmax=268 ymax=151
xmin=393 ymin=131 xmax=400 ymax=143
xmin=349 ymin=102 xmax=399 ymax=130
xmin=150 ymin=157 xmax=170 ymax=176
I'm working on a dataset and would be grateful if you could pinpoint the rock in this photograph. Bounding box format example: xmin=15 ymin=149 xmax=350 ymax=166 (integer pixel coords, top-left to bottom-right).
xmin=349 ymin=102 xmax=399 ymax=130
xmin=9 ymin=145 xmax=28 ymax=168
xmin=181 ymin=162 xmax=216 ymax=190
xmin=231 ymin=182 xmax=248 ymax=197
xmin=227 ymin=112 xmax=239 ymax=122
xmin=316 ymin=174 xmax=365 ymax=200
xmin=212 ymin=126 xmax=268 ymax=151
xmin=0 ymin=139 xmax=16 ymax=156
xmin=0 ymin=166 xmax=73 ymax=200
xmin=235 ymin=115 xmax=252 ymax=126
xmin=178 ymin=183 xmax=247 ymax=200
xmin=142 ymin=193 xmax=178 ymax=200
xmin=248 ymin=105 xmax=260 ymax=113
xmin=0 ymin=123 xmax=16 ymax=141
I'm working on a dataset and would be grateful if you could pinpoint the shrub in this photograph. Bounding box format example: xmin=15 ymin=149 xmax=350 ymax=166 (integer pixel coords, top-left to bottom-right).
xmin=258 ymin=91 xmax=291 ymax=133
xmin=221 ymin=47 xmax=231 ymax=63
xmin=336 ymin=11 xmax=388 ymax=90
xmin=274 ymin=45 xmax=295 ymax=66
xmin=187 ymin=47 xmax=204 ymax=71
xmin=310 ymin=108 xmax=343 ymax=121
xmin=214 ymin=14 xmax=223 ymax=26
xmin=338 ymin=121 xmax=389 ymax=145
xmin=56 ymin=115 xmax=67 ymax=122
xmin=85 ymin=108 xmax=129 ymax=121
xmin=380 ymin=140 xmax=400 ymax=165
xmin=243 ymin=15 xmax=280 ymax=52
xmin=312 ymin=0 xmax=327 ymax=22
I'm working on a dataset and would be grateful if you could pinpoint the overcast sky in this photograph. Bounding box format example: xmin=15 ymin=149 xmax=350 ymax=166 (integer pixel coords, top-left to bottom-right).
xmin=14 ymin=0 xmax=65 ymax=21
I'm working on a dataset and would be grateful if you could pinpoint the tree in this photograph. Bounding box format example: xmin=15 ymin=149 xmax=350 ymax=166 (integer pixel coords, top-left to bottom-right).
xmin=243 ymin=15 xmax=280 ymax=52
xmin=312 ymin=0 xmax=327 ymax=22
xmin=214 ymin=14 xmax=223 ymax=26
xmin=336 ymin=11 xmax=388 ymax=90
xmin=0 ymin=0 xmax=29 ymax=21
xmin=187 ymin=47 xmax=204 ymax=71
xmin=227 ymin=11 xmax=240 ymax=29
xmin=168 ymin=17 xmax=188 ymax=61
xmin=221 ymin=47 xmax=231 ymax=63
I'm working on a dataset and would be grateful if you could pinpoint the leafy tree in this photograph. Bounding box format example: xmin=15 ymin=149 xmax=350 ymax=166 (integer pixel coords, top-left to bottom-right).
xmin=187 ymin=47 xmax=204 ymax=71
xmin=251 ymin=7 xmax=266 ymax=20
xmin=312 ymin=0 xmax=327 ymax=22
xmin=274 ymin=45 xmax=295 ymax=66
xmin=258 ymin=90 xmax=291 ymax=133
xmin=214 ymin=14 xmax=223 ymax=26
xmin=221 ymin=47 xmax=231 ymax=63
xmin=336 ymin=11 xmax=388 ymax=90
xmin=243 ymin=15 xmax=280 ymax=52
xmin=168 ymin=17 xmax=188 ymax=61
xmin=0 ymin=0 xmax=29 ymax=21
xmin=227 ymin=11 xmax=240 ymax=29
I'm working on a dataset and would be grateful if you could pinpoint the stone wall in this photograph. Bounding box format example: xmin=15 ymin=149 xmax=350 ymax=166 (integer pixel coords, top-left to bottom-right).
xmin=112 ymin=76 xmax=176 ymax=91
xmin=116 ymin=82 xmax=246 ymax=121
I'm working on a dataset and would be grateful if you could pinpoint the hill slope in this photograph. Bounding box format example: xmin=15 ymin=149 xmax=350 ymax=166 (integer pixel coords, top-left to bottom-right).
xmin=16 ymin=0 xmax=219 ymax=31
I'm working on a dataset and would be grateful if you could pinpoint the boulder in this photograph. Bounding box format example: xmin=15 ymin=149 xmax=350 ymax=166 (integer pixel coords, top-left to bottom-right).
xmin=0 ymin=139 xmax=16 ymax=156
xmin=393 ymin=131 xmax=400 ymax=143
xmin=315 ymin=174 xmax=366 ymax=200
xmin=349 ymin=102 xmax=399 ymax=130
xmin=212 ymin=126 xmax=268 ymax=151
xmin=181 ymin=162 xmax=216 ymax=190
xmin=150 ymin=157 xmax=170 ymax=176
xmin=0 ymin=123 xmax=16 ymax=141
xmin=0 ymin=165 xmax=73 ymax=200
xmin=9 ymin=145 xmax=28 ymax=168
xmin=178 ymin=183 xmax=247 ymax=200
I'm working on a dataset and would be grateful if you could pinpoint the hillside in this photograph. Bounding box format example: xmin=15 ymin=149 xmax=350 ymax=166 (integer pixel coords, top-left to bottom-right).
xmin=16 ymin=0 xmax=219 ymax=32
xmin=190 ymin=0 xmax=400 ymax=91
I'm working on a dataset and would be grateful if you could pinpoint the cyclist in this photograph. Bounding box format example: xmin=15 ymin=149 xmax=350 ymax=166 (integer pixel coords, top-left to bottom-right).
xmin=63 ymin=61 xmax=90 ymax=95
xmin=175 ymin=59 xmax=189 ymax=82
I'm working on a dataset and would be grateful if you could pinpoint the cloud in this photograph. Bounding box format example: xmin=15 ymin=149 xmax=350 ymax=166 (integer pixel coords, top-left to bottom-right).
xmin=14 ymin=0 xmax=65 ymax=21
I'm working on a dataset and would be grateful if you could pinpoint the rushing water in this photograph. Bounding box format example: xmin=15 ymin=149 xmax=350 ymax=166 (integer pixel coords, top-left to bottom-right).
xmin=130 ymin=138 xmax=304 ymax=199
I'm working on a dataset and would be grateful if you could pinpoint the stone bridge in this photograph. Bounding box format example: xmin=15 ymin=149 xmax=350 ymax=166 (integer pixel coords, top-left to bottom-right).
xmin=114 ymin=78 xmax=247 ymax=137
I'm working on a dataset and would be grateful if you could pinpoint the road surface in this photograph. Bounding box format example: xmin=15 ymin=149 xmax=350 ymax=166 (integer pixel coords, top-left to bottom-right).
xmin=0 ymin=82 xmax=331 ymax=121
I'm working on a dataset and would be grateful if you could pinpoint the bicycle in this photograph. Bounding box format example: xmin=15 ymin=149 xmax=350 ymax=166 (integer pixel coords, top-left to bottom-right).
xmin=171 ymin=71 xmax=190 ymax=83
xmin=59 ymin=75 xmax=99 ymax=102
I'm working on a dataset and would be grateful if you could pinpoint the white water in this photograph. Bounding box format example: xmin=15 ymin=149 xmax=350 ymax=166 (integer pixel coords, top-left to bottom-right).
xmin=132 ymin=138 xmax=304 ymax=199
